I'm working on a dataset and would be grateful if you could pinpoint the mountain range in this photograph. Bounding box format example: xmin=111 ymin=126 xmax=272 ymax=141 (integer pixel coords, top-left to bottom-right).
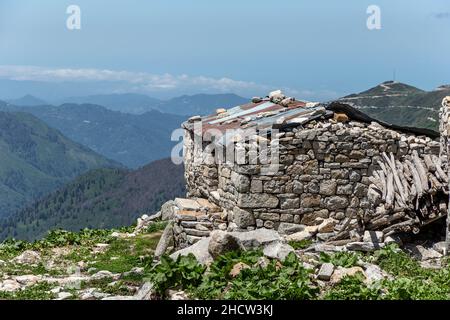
xmin=9 ymin=93 xmax=248 ymax=116
xmin=338 ymin=81 xmax=450 ymax=131
xmin=0 ymin=103 xmax=186 ymax=169
xmin=0 ymin=110 xmax=119 ymax=219
xmin=0 ymin=158 xmax=185 ymax=241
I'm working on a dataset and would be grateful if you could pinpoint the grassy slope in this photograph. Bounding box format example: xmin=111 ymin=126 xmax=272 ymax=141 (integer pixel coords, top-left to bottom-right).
xmin=339 ymin=81 xmax=450 ymax=130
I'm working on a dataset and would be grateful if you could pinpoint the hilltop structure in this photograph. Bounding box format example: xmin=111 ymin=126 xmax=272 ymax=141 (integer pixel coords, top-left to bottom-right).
xmin=167 ymin=91 xmax=449 ymax=250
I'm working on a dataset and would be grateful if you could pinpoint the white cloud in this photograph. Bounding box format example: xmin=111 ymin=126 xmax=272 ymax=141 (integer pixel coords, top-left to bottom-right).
xmin=0 ymin=65 xmax=338 ymax=101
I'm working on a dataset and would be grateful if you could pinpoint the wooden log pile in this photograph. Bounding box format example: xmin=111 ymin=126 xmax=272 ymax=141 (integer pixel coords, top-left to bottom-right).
xmin=366 ymin=150 xmax=448 ymax=236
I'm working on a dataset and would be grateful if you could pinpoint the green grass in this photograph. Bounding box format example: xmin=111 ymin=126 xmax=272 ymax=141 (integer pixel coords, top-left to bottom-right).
xmin=91 ymin=232 xmax=161 ymax=274
xmin=319 ymin=251 xmax=361 ymax=268
xmin=288 ymin=239 xmax=313 ymax=250
xmin=0 ymin=282 xmax=56 ymax=300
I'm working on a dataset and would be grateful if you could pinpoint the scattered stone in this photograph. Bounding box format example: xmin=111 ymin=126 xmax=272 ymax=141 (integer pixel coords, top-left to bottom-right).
xmin=50 ymin=287 xmax=62 ymax=294
xmin=171 ymin=238 xmax=214 ymax=265
xmin=406 ymin=244 xmax=442 ymax=261
xmin=318 ymin=218 xmax=338 ymax=233
xmin=167 ymin=290 xmax=189 ymax=300
xmin=134 ymin=282 xmax=155 ymax=300
xmin=312 ymin=243 xmax=346 ymax=253
xmin=229 ymin=262 xmax=250 ymax=278
xmin=346 ymin=241 xmax=382 ymax=252
xmin=330 ymin=266 xmax=365 ymax=284
xmin=363 ymin=230 xmax=384 ymax=243
xmin=13 ymin=250 xmax=41 ymax=265
xmin=263 ymin=242 xmax=294 ymax=261
xmin=0 ymin=280 xmax=21 ymax=292
xmin=285 ymin=230 xmax=313 ymax=242
xmin=230 ymin=229 xmax=281 ymax=250
xmin=15 ymin=275 xmax=40 ymax=286
xmin=56 ymin=292 xmax=73 ymax=300
xmin=233 ymin=207 xmax=255 ymax=228
xmin=255 ymin=256 xmax=270 ymax=269
xmin=208 ymin=231 xmax=242 ymax=259
xmin=102 ymin=295 xmax=137 ymax=300
xmin=277 ymin=223 xmax=304 ymax=235
xmin=161 ymin=200 xmax=176 ymax=221
xmin=154 ymin=222 xmax=174 ymax=258
xmin=317 ymin=263 xmax=334 ymax=281
xmin=362 ymin=263 xmax=391 ymax=283
xmin=91 ymin=270 xmax=119 ymax=281
xmin=384 ymin=235 xmax=402 ymax=246
xmin=432 ymin=241 xmax=447 ymax=255
xmin=175 ymin=198 xmax=201 ymax=211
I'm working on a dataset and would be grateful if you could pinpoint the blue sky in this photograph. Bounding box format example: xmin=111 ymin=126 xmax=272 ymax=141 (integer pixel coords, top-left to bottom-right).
xmin=0 ymin=0 xmax=449 ymax=100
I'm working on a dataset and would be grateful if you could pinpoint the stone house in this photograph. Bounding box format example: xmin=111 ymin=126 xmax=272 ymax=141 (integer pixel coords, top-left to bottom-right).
xmin=175 ymin=91 xmax=447 ymax=247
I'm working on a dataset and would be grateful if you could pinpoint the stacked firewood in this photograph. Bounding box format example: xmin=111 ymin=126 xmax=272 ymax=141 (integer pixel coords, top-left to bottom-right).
xmin=366 ymin=151 xmax=448 ymax=236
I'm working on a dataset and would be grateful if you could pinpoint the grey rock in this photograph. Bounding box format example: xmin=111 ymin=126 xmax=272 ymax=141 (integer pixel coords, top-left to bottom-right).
xmin=12 ymin=250 xmax=41 ymax=265
xmin=0 ymin=280 xmax=21 ymax=292
xmin=406 ymin=244 xmax=442 ymax=261
xmin=325 ymin=196 xmax=349 ymax=210
xmin=285 ymin=230 xmax=313 ymax=242
xmin=231 ymin=172 xmax=250 ymax=193
xmin=171 ymin=237 xmax=214 ymax=265
xmin=263 ymin=242 xmax=294 ymax=261
xmin=233 ymin=207 xmax=255 ymax=228
xmin=230 ymin=229 xmax=281 ymax=249
xmin=433 ymin=241 xmax=447 ymax=254
xmin=149 ymin=211 xmax=162 ymax=220
xmin=311 ymin=243 xmax=346 ymax=253
xmin=362 ymin=263 xmax=391 ymax=283
xmin=319 ymin=180 xmax=337 ymax=196
xmin=102 ymin=296 xmax=137 ymax=300
xmin=154 ymin=222 xmax=174 ymax=258
xmin=238 ymin=193 xmax=279 ymax=208
xmin=161 ymin=200 xmax=176 ymax=221
xmin=279 ymin=195 xmax=300 ymax=209
xmin=346 ymin=241 xmax=382 ymax=252
xmin=363 ymin=231 xmax=384 ymax=243
xmin=91 ymin=270 xmax=119 ymax=281
xmin=184 ymin=228 xmax=210 ymax=237
xmin=134 ymin=282 xmax=155 ymax=300
xmin=250 ymin=179 xmax=263 ymax=193
xmin=277 ymin=222 xmax=304 ymax=235
xmin=174 ymin=198 xmax=201 ymax=211
xmin=317 ymin=263 xmax=334 ymax=281
xmin=316 ymin=232 xmax=335 ymax=242
xmin=208 ymin=231 xmax=243 ymax=259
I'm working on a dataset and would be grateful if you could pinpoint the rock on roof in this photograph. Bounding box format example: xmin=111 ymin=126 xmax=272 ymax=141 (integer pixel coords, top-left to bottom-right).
xmin=182 ymin=90 xmax=439 ymax=140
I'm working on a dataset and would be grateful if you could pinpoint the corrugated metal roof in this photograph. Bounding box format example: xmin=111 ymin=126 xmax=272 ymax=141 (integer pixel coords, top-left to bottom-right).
xmin=183 ymin=96 xmax=326 ymax=139
xmin=181 ymin=96 xmax=440 ymax=144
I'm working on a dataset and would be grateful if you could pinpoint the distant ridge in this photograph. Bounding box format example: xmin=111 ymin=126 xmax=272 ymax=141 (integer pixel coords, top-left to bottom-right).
xmin=6 ymin=94 xmax=48 ymax=106
xmin=338 ymin=81 xmax=450 ymax=130
xmin=55 ymin=93 xmax=248 ymax=116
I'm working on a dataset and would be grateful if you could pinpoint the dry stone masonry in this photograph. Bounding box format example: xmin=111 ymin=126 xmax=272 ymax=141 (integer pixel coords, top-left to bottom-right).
xmin=163 ymin=93 xmax=450 ymax=250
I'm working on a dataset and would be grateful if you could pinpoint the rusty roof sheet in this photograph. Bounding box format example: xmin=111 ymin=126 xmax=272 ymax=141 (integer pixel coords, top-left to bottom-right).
xmin=183 ymin=98 xmax=326 ymax=137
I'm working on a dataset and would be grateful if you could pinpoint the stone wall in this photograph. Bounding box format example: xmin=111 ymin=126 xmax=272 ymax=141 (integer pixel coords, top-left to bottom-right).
xmin=183 ymin=127 xmax=219 ymax=199
xmin=184 ymin=117 xmax=440 ymax=238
